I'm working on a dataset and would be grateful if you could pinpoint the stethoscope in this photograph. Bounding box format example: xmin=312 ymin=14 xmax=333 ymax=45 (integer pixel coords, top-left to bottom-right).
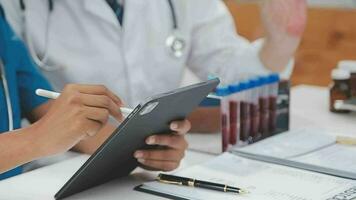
xmin=165 ymin=0 xmax=186 ymax=58
xmin=0 ymin=60 xmax=13 ymax=131
xmin=20 ymin=0 xmax=56 ymax=71
xmin=19 ymin=0 xmax=186 ymax=71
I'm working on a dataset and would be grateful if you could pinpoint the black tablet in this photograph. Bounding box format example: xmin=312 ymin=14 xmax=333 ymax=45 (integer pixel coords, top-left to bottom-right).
xmin=55 ymin=78 xmax=220 ymax=199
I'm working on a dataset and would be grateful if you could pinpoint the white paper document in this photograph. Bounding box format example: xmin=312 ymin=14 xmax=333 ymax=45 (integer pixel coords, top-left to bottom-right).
xmin=235 ymin=128 xmax=336 ymax=159
xmin=140 ymin=153 xmax=356 ymax=200
xmin=292 ymin=144 xmax=356 ymax=174
xmin=233 ymin=128 xmax=356 ymax=179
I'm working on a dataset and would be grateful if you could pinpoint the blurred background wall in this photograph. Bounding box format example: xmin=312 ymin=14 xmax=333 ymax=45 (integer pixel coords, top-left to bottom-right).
xmin=305 ymin=0 xmax=356 ymax=8
xmin=225 ymin=0 xmax=356 ymax=86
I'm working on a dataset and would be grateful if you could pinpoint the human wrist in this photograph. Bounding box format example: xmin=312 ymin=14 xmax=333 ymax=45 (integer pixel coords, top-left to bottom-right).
xmin=22 ymin=124 xmax=47 ymax=159
xmin=264 ymin=34 xmax=301 ymax=54
xmin=260 ymin=37 xmax=298 ymax=72
xmin=0 ymin=126 xmax=47 ymax=171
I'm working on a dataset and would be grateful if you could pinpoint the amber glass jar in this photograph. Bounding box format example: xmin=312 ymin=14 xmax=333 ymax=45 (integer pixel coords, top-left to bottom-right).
xmin=330 ymin=69 xmax=351 ymax=113
xmin=338 ymin=61 xmax=356 ymax=98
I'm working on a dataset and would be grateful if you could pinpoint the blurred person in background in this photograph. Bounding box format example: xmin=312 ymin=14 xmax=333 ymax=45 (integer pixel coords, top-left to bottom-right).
xmin=0 ymin=4 xmax=190 ymax=179
xmin=1 ymin=0 xmax=306 ymax=142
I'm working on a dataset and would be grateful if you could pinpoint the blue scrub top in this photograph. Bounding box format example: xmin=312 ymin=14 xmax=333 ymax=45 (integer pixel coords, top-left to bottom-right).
xmin=0 ymin=6 xmax=52 ymax=180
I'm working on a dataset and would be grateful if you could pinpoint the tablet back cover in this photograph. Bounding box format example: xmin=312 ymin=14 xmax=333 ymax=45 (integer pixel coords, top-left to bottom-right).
xmin=55 ymin=79 xmax=219 ymax=199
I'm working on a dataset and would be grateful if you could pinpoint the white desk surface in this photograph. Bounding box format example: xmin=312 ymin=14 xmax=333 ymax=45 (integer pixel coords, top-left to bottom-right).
xmin=290 ymin=85 xmax=356 ymax=135
xmin=1 ymin=85 xmax=356 ymax=200
xmin=0 ymin=151 xmax=213 ymax=200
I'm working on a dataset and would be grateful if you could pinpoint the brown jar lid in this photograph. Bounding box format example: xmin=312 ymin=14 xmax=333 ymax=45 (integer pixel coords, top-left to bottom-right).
xmin=332 ymin=69 xmax=350 ymax=80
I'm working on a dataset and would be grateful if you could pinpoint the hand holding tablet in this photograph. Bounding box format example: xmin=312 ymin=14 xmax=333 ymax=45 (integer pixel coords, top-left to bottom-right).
xmin=54 ymin=79 xmax=219 ymax=199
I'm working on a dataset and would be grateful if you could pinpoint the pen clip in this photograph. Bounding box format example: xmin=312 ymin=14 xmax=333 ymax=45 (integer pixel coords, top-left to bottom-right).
xmin=156 ymin=178 xmax=183 ymax=186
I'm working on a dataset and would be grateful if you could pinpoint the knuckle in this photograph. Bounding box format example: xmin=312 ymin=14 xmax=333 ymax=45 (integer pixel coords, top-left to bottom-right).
xmin=164 ymin=136 xmax=173 ymax=146
xmin=101 ymin=96 xmax=111 ymax=107
xmin=101 ymin=116 xmax=109 ymax=125
xmin=68 ymin=93 xmax=81 ymax=104
xmin=75 ymin=105 xmax=86 ymax=116
xmin=100 ymin=109 xmax=110 ymax=122
xmin=143 ymin=151 xmax=151 ymax=159
xmin=154 ymin=136 xmax=162 ymax=144
xmin=102 ymin=109 xmax=110 ymax=117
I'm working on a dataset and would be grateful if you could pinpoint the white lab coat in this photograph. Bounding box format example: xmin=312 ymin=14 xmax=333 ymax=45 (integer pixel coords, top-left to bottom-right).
xmin=2 ymin=0 xmax=292 ymax=106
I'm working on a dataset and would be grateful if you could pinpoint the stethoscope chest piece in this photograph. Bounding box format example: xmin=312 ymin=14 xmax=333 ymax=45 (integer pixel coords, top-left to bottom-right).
xmin=166 ymin=31 xmax=186 ymax=59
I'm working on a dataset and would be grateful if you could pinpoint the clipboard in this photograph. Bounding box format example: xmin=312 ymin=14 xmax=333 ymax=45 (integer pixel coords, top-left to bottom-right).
xmin=135 ymin=185 xmax=189 ymax=200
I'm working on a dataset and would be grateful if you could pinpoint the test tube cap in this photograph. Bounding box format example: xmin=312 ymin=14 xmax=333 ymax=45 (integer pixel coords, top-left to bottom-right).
xmin=239 ymin=81 xmax=249 ymax=91
xmin=249 ymin=78 xmax=260 ymax=88
xmin=229 ymin=83 xmax=242 ymax=93
xmin=267 ymin=73 xmax=280 ymax=83
xmin=258 ymin=75 xmax=269 ymax=85
xmin=215 ymin=86 xmax=230 ymax=96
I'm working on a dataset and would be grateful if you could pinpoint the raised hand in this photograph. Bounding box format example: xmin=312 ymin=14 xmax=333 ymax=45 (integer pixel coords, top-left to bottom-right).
xmin=261 ymin=0 xmax=307 ymax=39
xmin=259 ymin=0 xmax=307 ymax=72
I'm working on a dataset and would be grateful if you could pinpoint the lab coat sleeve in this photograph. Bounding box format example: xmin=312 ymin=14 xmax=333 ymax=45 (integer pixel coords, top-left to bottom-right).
xmin=186 ymin=0 xmax=293 ymax=83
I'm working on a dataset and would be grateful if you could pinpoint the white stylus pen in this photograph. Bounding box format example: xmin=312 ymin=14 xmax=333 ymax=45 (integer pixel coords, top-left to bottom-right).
xmin=35 ymin=89 xmax=133 ymax=115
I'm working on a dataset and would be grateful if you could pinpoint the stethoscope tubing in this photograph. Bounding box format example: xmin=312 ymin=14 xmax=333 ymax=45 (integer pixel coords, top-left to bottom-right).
xmin=19 ymin=0 xmax=184 ymax=105
xmin=19 ymin=0 xmax=180 ymax=71
xmin=0 ymin=60 xmax=13 ymax=131
xmin=1 ymin=0 xmax=178 ymax=132
xmin=167 ymin=0 xmax=177 ymax=29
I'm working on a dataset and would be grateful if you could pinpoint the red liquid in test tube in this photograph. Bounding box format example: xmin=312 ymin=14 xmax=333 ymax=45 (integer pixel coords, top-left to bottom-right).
xmin=258 ymin=76 xmax=270 ymax=138
xmin=238 ymin=82 xmax=250 ymax=143
xmin=249 ymin=79 xmax=260 ymax=143
xmin=269 ymin=96 xmax=277 ymax=133
xmin=268 ymin=74 xmax=280 ymax=134
xmin=229 ymin=101 xmax=238 ymax=145
xmin=221 ymin=114 xmax=229 ymax=152
xmin=216 ymin=86 xmax=230 ymax=152
xmin=228 ymin=83 xmax=242 ymax=146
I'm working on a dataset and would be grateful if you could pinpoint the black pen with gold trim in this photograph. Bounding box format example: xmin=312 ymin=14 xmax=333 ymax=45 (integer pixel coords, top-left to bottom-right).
xmin=157 ymin=173 xmax=249 ymax=194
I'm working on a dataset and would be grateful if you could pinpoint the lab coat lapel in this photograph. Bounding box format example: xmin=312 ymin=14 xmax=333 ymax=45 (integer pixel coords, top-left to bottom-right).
xmin=120 ymin=0 xmax=145 ymax=48
xmin=84 ymin=0 xmax=120 ymax=27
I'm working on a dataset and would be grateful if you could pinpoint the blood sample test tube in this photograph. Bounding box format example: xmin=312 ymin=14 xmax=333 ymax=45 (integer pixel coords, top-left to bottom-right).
xmin=239 ymin=81 xmax=251 ymax=143
xmin=258 ymin=76 xmax=270 ymax=138
xmin=267 ymin=74 xmax=280 ymax=134
xmin=215 ymin=86 xmax=231 ymax=152
xmin=249 ymin=78 xmax=261 ymax=143
xmin=228 ymin=83 xmax=242 ymax=146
